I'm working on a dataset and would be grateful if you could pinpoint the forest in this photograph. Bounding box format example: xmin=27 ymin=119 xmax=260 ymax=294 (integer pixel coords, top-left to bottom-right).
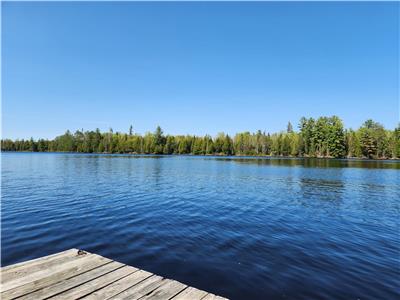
xmin=2 ymin=117 xmax=399 ymax=159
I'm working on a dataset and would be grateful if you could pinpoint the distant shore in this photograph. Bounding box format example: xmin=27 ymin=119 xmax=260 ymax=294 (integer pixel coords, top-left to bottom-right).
xmin=2 ymin=116 xmax=399 ymax=160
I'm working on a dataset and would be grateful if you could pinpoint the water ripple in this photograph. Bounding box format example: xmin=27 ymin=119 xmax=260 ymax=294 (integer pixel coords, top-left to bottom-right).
xmin=2 ymin=153 xmax=400 ymax=300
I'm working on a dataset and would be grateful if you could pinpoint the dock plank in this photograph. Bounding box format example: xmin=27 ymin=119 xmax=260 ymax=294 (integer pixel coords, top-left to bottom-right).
xmin=17 ymin=261 xmax=124 ymax=300
xmin=108 ymin=275 xmax=165 ymax=300
xmin=0 ymin=249 xmax=229 ymax=300
xmin=139 ymin=279 xmax=187 ymax=300
xmin=1 ymin=254 xmax=110 ymax=299
xmin=202 ymin=294 xmax=229 ymax=300
xmin=50 ymin=265 xmax=138 ymax=299
xmin=2 ymin=249 xmax=85 ymax=283
xmin=1 ymin=248 xmax=78 ymax=277
xmin=82 ymin=269 xmax=153 ymax=300
xmin=2 ymin=253 xmax=93 ymax=291
xmin=171 ymin=286 xmax=209 ymax=300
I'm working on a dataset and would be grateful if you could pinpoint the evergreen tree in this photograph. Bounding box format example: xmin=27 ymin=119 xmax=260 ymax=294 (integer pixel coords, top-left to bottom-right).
xmin=358 ymin=120 xmax=385 ymax=158
xmin=287 ymin=122 xmax=293 ymax=133
xmin=2 ymin=117 xmax=396 ymax=159
xmin=346 ymin=129 xmax=361 ymax=158
xmin=326 ymin=116 xmax=346 ymax=158
xmin=154 ymin=126 xmax=165 ymax=154
xmin=392 ymin=124 xmax=400 ymax=158
xmin=222 ymin=135 xmax=233 ymax=155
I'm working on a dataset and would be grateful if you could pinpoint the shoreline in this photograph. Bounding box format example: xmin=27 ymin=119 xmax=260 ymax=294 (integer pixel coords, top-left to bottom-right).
xmin=2 ymin=150 xmax=399 ymax=161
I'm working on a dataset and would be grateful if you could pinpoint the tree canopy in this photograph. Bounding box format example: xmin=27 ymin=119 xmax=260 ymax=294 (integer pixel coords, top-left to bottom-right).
xmin=2 ymin=116 xmax=399 ymax=159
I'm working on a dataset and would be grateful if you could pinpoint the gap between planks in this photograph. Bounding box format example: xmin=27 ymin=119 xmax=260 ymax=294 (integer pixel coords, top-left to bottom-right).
xmin=0 ymin=249 xmax=229 ymax=300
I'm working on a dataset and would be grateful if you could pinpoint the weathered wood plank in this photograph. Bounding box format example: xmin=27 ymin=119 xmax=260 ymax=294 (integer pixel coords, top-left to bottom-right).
xmin=1 ymin=249 xmax=229 ymax=300
xmin=202 ymin=293 xmax=229 ymax=300
xmin=1 ymin=254 xmax=110 ymax=299
xmin=2 ymin=249 xmax=84 ymax=283
xmin=139 ymin=279 xmax=187 ymax=300
xmin=171 ymin=286 xmax=209 ymax=300
xmin=1 ymin=253 xmax=93 ymax=292
xmin=50 ymin=265 xmax=138 ymax=299
xmin=82 ymin=269 xmax=153 ymax=300
xmin=1 ymin=248 xmax=78 ymax=275
xmin=108 ymin=275 xmax=165 ymax=300
xmin=17 ymin=261 xmax=124 ymax=300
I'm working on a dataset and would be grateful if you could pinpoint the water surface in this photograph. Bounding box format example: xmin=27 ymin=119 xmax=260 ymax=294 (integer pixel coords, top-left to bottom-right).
xmin=2 ymin=153 xmax=399 ymax=299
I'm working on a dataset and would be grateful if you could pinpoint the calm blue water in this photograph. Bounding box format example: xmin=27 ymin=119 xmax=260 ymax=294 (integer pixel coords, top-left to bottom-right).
xmin=2 ymin=153 xmax=400 ymax=299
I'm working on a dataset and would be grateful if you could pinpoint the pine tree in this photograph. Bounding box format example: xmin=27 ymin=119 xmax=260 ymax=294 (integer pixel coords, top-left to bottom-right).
xmin=287 ymin=122 xmax=293 ymax=133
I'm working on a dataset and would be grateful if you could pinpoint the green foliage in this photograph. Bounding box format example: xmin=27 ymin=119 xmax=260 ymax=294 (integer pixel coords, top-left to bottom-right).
xmin=287 ymin=122 xmax=293 ymax=133
xmin=154 ymin=126 xmax=165 ymax=154
xmin=392 ymin=124 xmax=400 ymax=158
xmin=358 ymin=120 xmax=387 ymax=159
xmin=326 ymin=116 xmax=346 ymax=158
xmin=298 ymin=116 xmax=346 ymax=158
xmin=346 ymin=129 xmax=361 ymax=158
xmin=2 ymin=118 xmax=398 ymax=159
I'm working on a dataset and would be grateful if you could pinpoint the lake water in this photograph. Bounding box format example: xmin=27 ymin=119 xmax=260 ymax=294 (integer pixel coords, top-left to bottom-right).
xmin=2 ymin=153 xmax=399 ymax=299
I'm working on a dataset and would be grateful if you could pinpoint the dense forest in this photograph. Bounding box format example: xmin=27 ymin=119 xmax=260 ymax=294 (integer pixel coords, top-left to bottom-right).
xmin=2 ymin=116 xmax=399 ymax=159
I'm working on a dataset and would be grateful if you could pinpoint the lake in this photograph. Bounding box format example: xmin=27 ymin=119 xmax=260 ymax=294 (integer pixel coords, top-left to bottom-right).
xmin=2 ymin=153 xmax=399 ymax=299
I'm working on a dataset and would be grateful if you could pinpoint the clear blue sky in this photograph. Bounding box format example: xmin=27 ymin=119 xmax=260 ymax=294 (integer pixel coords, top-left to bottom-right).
xmin=2 ymin=2 xmax=399 ymax=139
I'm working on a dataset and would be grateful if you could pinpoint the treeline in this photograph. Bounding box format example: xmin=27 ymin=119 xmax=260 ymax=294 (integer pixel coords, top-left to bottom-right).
xmin=2 ymin=117 xmax=399 ymax=159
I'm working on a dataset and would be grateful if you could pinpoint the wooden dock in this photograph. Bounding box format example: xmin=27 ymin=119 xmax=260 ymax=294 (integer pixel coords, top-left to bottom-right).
xmin=1 ymin=248 xmax=228 ymax=300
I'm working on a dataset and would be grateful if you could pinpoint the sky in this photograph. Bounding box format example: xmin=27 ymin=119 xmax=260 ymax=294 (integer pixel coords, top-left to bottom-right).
xmin=2 ymin=1 xmax=399 ymax=139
